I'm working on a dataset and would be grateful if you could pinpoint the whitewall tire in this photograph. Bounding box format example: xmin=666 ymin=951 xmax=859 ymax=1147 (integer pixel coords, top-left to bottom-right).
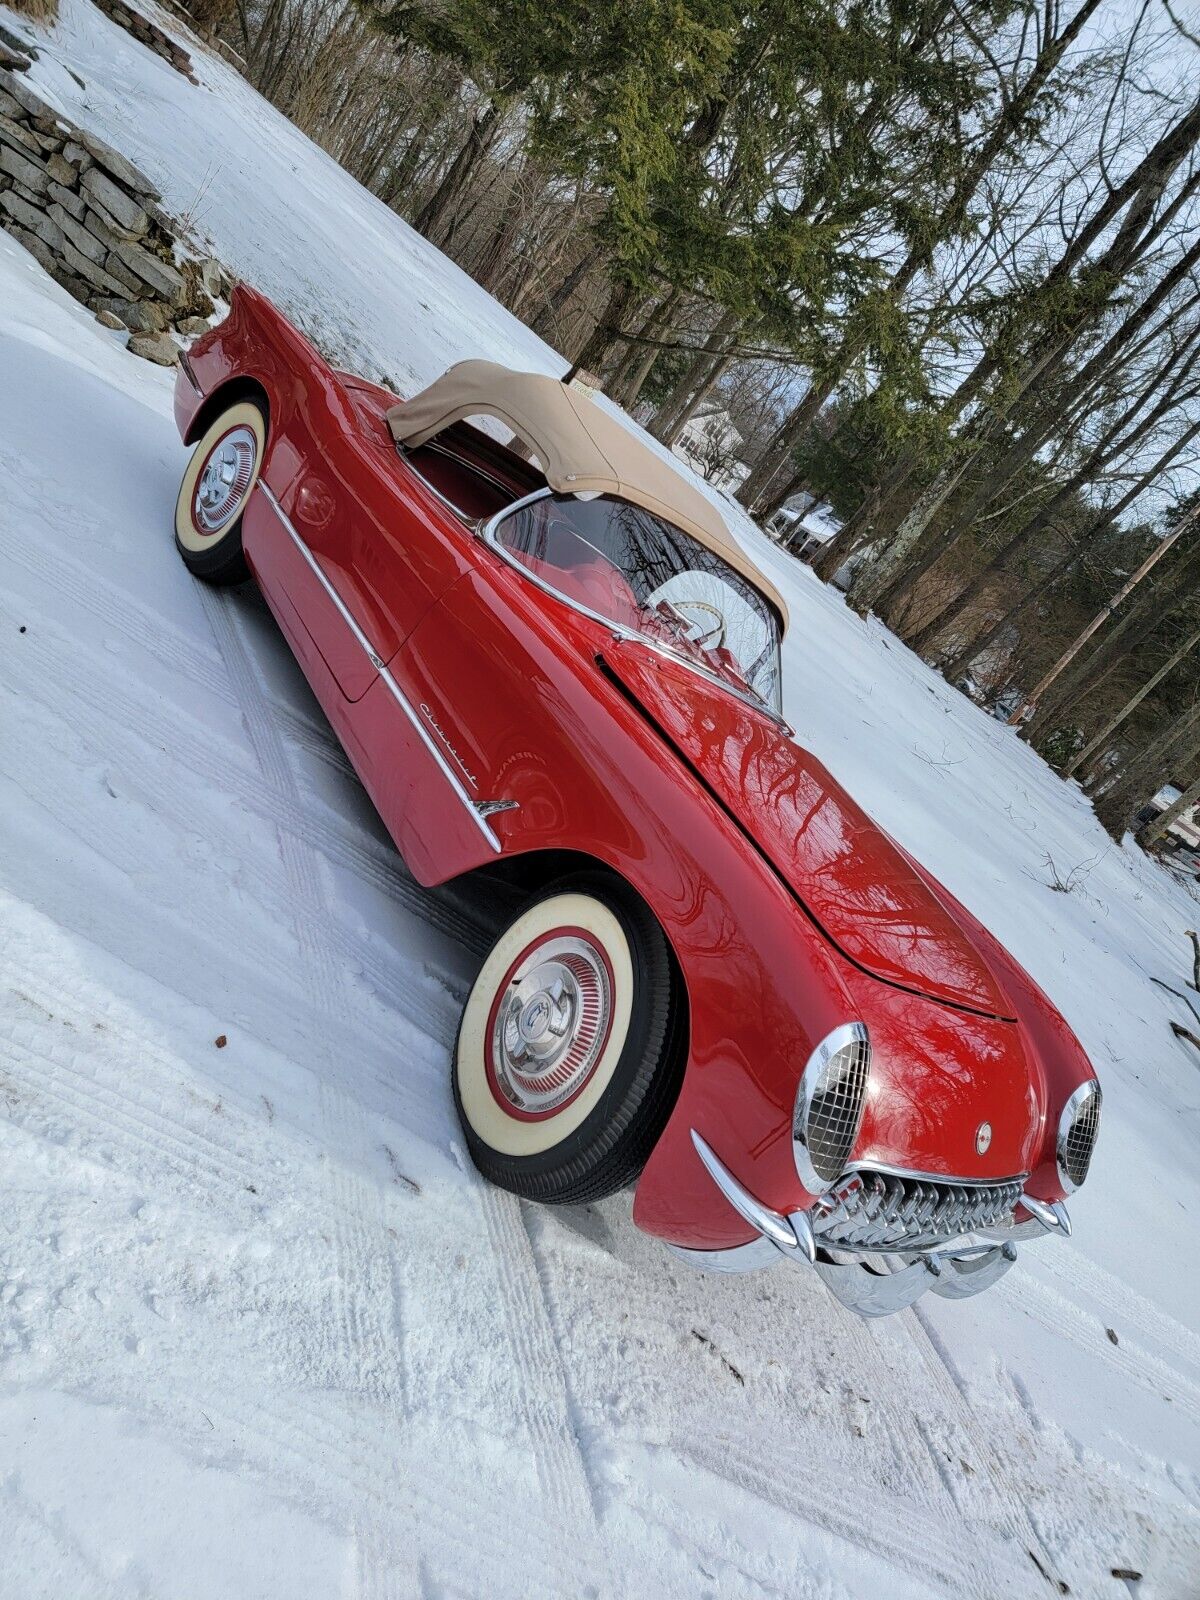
xmin=174 ymin=399 xmax=265 ymax=584
xmin=453 ymin=873 xmax=683 ymax=1203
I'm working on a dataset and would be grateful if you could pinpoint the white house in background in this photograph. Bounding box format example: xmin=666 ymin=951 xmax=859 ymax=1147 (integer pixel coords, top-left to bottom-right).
xmin=671 ymin=402 xmax=749 ymax=494
xmin=1136 ymin=784 xmax=1200 ymax=851
xmin=767 ymin=492 xmax=844 ymax=561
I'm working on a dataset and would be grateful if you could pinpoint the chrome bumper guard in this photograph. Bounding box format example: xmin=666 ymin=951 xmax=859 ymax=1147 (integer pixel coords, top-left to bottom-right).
xmin=672 ymin=1131 xmax=1069 ymax=1319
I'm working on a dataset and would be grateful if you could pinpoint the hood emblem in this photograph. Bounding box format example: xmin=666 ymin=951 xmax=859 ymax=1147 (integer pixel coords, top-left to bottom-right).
xmin=975 ymin=1121 xmax=992 ymax=1155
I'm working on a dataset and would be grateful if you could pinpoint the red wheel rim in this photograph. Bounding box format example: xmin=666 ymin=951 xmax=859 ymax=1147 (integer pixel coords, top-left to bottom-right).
xmin=190 ymin=423 xmax=257 ymax=537
xmin=483 ymin=926 xmax=616 ymax=1122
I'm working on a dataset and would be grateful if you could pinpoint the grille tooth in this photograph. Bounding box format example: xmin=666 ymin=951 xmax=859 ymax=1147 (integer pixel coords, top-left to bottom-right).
xmin=813 ymin=1170 xmax=1026 ymax=1254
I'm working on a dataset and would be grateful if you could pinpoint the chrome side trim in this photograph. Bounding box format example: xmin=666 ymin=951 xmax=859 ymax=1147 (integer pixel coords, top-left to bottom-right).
xmin=479 ymin=491 xmax=790 ymax=728
xmin=256 ymin=483 xmax=501 ymax=853
xmin=179 ymin=350 xmax=202 ymax=394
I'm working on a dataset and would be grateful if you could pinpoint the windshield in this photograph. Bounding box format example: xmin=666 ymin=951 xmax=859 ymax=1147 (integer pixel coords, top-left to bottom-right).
xmin=491 ymin=493 xmax=783 ymax=712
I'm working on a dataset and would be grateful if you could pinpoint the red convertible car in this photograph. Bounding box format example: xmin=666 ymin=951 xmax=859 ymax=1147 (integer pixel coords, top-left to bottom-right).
xmin=171 ymin=286 xmax=1101 ymax=1317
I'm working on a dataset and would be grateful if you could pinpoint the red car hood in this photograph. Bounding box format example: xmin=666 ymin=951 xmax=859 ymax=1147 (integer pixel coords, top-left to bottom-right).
xmin=603 ymin=642 xmax=1012 ymax=1018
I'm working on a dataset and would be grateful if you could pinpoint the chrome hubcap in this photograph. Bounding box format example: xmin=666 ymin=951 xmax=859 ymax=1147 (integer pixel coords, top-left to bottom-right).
xmin=192 ymin=425 xmax=257 ymax=534
xmin=490 ymin=935 xmax=612 ymax=1115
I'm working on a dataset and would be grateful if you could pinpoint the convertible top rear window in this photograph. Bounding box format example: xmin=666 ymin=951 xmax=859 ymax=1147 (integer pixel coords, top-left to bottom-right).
xmin=492 ymin=492 xmax=783 ymax=713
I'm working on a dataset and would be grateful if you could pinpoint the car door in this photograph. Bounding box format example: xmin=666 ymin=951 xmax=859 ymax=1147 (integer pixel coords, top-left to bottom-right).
xmin=389 ymin=554 xmax=603 ymax=865
xmin=269 ymin=368 xmax=470 ymax=700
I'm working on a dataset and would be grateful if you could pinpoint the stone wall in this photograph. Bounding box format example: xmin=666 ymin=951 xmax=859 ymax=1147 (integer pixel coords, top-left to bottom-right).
xmin=0 ymin=63 xmax=227 ymax=364
xmin=88 ymin=0 xmax=198 ymax=82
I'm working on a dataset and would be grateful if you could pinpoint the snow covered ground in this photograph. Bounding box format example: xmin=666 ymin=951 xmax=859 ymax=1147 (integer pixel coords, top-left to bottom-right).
xmin=0 ymin=3 xmax=1198 ymax=1595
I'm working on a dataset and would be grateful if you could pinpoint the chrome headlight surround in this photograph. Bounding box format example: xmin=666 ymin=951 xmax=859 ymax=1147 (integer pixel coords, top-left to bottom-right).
xmin=1056 ymin=1080 xmax=1101 ymax=1193
xmin=793 ymin=1022 xmax=871 ymax=1194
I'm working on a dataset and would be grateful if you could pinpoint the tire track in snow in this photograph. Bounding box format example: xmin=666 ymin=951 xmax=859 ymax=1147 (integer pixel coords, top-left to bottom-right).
xmin=1044 ymin=1251 xmax=1200 ymax=1372
xmin=0 ymin=1026 xmax=265 ymax=1203
xmin=0 ymin=963 xmax=413 ymax=1246
xmin=198 ymin=585 xmax=429 ymax=1599
xmin=904 ymin=1304 xmax=1071 ymax=1594
xmin=203 ymin=1389 xmax=590 ymax=1600
xmin=0 ymin=1048 xmax=581 ymax=1600
xmin=996 ymin=1264 xmax=1200 ymax=1404
xmin=994 ymin=1271 xmax=1200 ymax=1425
xmin=477 ymin=1185 xmax=613 ymax=1588
xmin=672 ymin=1433 xmax=1030 ymax=1600
xmin=2 ymin=726 xmax=454 ymax=1118
xmin=1 ymin=528 xmax=356 ymax=780
xmin=1 ymin=599 xmax=491 ymax=957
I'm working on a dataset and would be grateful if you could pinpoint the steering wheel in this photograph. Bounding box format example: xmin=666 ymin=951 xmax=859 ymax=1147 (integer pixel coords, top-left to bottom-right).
xmin=659 ymin=598 xmax=727 ymax=650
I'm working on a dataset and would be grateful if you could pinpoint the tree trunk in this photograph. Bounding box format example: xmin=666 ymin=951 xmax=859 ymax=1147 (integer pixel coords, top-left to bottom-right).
xmin=414 ymin=100 xmax=502 ymax=241
xmin=919 ymin=404 xmax=1200 ymax=663
xmin=814 ymin=97 xmax=1200 ymax=588
xmin=1066 ymin=622 xmax=1200 ymax=776
xmin=570 ymin=279 xmax=641 ymax=376
xmin=649 ymin=309 xmax=740 ymax=442
xmin=609 ymin=291 xmax=680 ymax=406
xmin=850 ymin=441 xmax=996 ymax=613
xmin=1010 ymin=500 xmax=1200 ymax=724
xmin=938 ymin=461 xmax=1191 ymax=687
xmin=735 ymin=0 xmax=1109 ymax=518
xmin=1029 ymin=536 xmax=1200 ymax=733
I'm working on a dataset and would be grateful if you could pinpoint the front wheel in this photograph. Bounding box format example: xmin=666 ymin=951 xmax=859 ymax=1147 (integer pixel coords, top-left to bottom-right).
xmin=453 ymin=874 xmax=682 ymax=1204
xmin=174 ymin=399 xmax=266 ymax=585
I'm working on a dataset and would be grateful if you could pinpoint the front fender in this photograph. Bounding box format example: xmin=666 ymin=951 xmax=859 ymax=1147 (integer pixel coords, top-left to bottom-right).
xmin=400 ymin=568 xmax=859 ymax=1249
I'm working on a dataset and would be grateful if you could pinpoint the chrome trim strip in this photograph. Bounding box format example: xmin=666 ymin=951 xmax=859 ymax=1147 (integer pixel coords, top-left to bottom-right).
xmin=844 ymin=1159 xmax=1029 ymax=1189
xmin=479 ymin=490 xmax=791 ymax=728
xmin=404 ymin=437 xmax=523 ymax=504
xmin=256 ymin=483 xmax=501 ymax=853
xmin=179 ymin=350 xmax=202 ymax=395
xmin=395 ymin=441 xmax=486 ymax=526
xmin=691 ymin=1130 xmax=799 ymax=1252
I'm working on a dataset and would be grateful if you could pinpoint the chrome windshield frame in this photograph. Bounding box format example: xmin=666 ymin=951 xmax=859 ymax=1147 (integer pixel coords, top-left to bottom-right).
xmin=479 ymin=488 xmax=789 ymax=728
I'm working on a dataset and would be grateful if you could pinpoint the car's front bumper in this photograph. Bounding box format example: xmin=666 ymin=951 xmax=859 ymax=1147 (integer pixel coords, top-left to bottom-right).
xmin=671 ymin=1131 xmax=1070 ymax=1318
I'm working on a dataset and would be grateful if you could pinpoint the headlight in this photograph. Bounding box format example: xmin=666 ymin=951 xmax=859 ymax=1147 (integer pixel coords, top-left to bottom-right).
xmin=1056 ymin=1080 xmax=1101 ymax=1192
xmin=793 ymin=1023 xmax=870 ymax=1194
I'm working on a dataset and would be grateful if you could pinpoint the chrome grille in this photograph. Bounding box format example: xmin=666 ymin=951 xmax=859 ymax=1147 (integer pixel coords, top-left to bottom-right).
xmin=1061 ymin=1086 xmax=1101 ymax=1188
xmin=804 ymin=1034 xmax=871 ymax=1184
xmin=812 ymin=1169 xmax=1025 ymax=1254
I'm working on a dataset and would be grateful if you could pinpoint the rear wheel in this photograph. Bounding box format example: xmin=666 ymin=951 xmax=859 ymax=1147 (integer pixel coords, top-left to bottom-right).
xmin=453 ymin=874 xmax=682 ymax=1203
xmin=174 ymin=400 xmax=266 ymax=585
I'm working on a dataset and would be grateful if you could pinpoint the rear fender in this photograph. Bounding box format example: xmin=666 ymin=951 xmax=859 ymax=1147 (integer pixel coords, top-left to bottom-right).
xmin=173 ymin=284 xmax=338 ymax=505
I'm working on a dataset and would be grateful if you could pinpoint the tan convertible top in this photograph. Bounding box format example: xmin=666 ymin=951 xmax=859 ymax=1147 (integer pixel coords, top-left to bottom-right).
xmin=386 ymin=360 xmax=788 ymax=630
